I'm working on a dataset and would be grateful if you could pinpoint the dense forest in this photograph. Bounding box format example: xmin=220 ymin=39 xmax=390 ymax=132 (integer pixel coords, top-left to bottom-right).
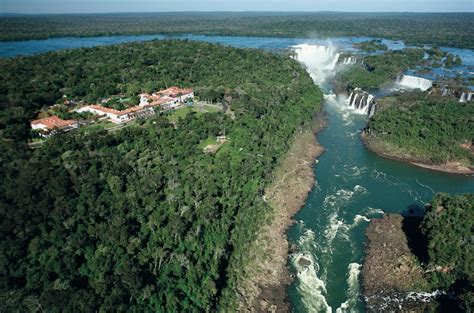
xmin=0 ymin=40 xmax=323 ymax=311
xmin=365 ymin=91 xmax=474 ymax=166
xmin=1 ymin=12 xmax=473 ymax=49
xmin=421 ymin=193 xmax=474 ymax=311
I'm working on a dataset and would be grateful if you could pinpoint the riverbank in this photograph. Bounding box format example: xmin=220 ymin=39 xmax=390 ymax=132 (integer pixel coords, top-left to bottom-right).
xmin=237 ymin=116 xmax=325 ymax=312
xmin=361 ymin=132 xmax=474 ymax=176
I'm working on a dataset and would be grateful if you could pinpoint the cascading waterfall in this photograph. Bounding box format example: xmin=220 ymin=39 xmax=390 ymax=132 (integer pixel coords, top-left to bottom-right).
xmin=459 ymin=92 xmax=473 ymax=102
xmin=342 ymin=56 xmax=357 ymax=65
xmin=345 ymin=88 xmax=376 ymax=116
xmin=396 ymin=75 xmax=433 ymax=91
xmin=292 ymin=44 xmax=340 ymax=85
xmin=368 ymin=103 xmax=376 ymax=118
xmin=351 ymin=94 xmax=359 ymax=108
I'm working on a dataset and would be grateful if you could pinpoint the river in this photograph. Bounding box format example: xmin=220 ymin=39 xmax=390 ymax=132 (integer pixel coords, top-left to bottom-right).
xmin=1 ymin=34 xmax=473 ymax=312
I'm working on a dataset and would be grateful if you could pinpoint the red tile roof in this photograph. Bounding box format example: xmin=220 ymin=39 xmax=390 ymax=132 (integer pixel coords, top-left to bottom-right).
xmin=148 ymin=97 xmax=173 ymax=107
xmin=31 ymin=116 xmax=76 ymax=129
xmin=157 ymin=86 xmax=193 ymax=98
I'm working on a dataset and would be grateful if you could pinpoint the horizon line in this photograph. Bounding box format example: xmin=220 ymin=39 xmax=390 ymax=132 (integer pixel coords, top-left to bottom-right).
xmin=2 ymin=11 xmax=474 ymax=15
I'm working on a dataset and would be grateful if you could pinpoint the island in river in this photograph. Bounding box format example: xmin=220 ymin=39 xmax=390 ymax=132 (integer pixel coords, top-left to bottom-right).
xmin=362 ymin=90 xmax=474 ymax=176
xmin=332 ymin=44 xmax=474 ymax=175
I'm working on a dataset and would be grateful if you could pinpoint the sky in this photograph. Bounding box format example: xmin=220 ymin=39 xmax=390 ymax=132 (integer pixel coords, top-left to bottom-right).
xmin=1 ymin=0 xmax=473 ymax=14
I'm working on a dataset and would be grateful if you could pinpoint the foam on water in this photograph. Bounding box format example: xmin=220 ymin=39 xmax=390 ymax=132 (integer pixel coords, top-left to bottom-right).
xmin=353 ymin=185 xmax=367 ymax=193
xmin=323 ymin=188 xmax=355 ymax=209
xmin=365 ymin=207 xmax=385 ymax=216
xmin=336 ymin=263 xmax=362 ymax=313
xmin=293 ymin=253 xmax=332 ymax=313
xmin=324 ymin=212 xmax=346 ymax=245
xmin=293 ymin=229 xmax=332 ymax=312
xmin=352 ymin=214 xmax=370 ymax=227
xmin=344 ymin=165 xmax=368 ymax=177
xmin=365 ymin=290 xmax=445 ymax=311
xmin=415 ymin=178 xmax=435 ymax=194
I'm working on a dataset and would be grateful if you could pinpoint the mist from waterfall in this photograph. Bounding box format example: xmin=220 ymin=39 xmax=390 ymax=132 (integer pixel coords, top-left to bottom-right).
xmin=292 ymin=43 xmax=340 ymax=86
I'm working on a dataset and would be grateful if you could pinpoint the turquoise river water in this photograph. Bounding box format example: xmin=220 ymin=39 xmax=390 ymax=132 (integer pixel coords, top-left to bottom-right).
xmin=1 ymin=34 xmax=473 ymax=312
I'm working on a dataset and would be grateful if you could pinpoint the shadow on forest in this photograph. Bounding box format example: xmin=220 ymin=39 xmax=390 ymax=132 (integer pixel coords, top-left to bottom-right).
xmin=401 ymin=203 xmax=429 ymax=265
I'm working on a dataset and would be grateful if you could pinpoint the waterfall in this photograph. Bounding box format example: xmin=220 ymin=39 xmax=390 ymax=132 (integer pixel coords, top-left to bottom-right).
xmin=346 ymin=92 xmax=354 ymax=105
xmin=367 ymin=94 xmax=374 ymax=105
xmin=368 ymin=103 xmax=376 ymax=118
xmin=459 ymin=92 xmax=473 ymax=103
xmin=342 ymin=56 xmax=357 ymax=65
xmin=396 ymin=75 xmax=433 ymax=91
xmin=292 ymin=44 xmax=341 ymax=85
xmin=351 ymin=94 xmax=359 ymax=108
xmin=346 ymin=88 xmax=376 ymax=116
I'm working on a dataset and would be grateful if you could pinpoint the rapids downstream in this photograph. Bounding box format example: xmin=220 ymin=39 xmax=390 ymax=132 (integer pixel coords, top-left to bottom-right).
xmin=288 ymin=44 xmax=474 ymax=312
xmin=1 ymin=35 xmax=473 ymax=312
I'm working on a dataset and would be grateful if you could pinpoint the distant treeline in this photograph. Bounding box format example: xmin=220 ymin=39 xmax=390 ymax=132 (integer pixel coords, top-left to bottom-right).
xmin=0 ymin=12 xmax=473 ymax=49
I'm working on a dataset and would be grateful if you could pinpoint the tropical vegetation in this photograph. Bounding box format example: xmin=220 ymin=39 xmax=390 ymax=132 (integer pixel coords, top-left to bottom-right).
xmin=421 ymin=193 xmax=474 ymax=311
xmin=365 ymin=91 xmax=474 ymax=166
xmin=0 ymin=40 xmax=323 ymax=311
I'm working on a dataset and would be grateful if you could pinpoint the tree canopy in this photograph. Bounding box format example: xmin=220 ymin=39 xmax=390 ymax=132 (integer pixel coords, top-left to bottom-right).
xmin=421 ymin=193 xmax=474 ymax=311
xmin=0 ymin=40 xmax=323 ymax=311
xmin=366 ymin=91 xmax=474 ymax=166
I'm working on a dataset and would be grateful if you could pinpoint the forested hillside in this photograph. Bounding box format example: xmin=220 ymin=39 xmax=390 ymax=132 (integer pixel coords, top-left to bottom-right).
xmin=365 ymin=91 xmax=474 ymax=167
xmin=0 ymin=40 xmax=323 ymax=311
xmin=0 ymin=12 xmax=473 ymax=49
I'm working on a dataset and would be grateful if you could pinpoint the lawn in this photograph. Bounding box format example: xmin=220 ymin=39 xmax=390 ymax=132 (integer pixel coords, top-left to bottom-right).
xmin=166 ymin=107 xmax=200 ymax=123
xmin=198 ymin=137 xmax=219 ymax=149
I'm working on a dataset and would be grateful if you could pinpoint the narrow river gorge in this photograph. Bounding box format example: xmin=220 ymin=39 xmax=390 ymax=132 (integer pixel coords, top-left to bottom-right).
xmin=2 ymin=34 xmax=473 ymax=312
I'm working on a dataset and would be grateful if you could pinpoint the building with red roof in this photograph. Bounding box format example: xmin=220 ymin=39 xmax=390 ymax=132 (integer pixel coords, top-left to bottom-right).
xmin=76 ymin=104 xmax=155 ymax=124
xmin=31 ymin=116 xmax=78 ymax=132
xmin=139 ymin=87 xmax=194 ymax=111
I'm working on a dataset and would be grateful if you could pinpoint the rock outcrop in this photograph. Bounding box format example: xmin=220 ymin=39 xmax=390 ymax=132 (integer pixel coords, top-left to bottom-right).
xmin=362 ymin=214 xmax=438 ymax=312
